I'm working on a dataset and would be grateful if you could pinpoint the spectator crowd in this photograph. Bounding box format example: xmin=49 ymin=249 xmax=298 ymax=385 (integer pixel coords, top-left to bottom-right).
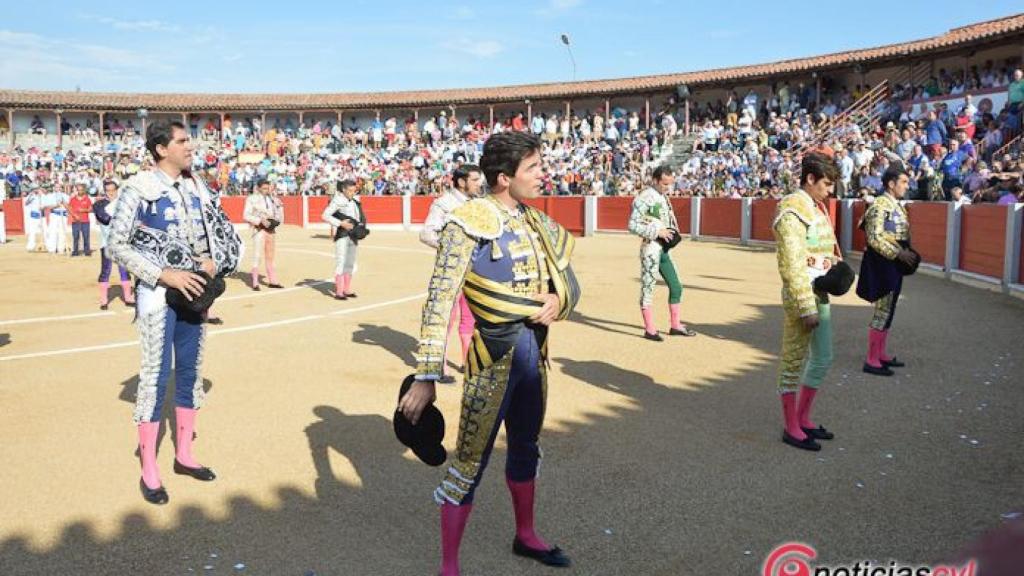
xmin=2 ymin=62 xmax=1022 ymax=207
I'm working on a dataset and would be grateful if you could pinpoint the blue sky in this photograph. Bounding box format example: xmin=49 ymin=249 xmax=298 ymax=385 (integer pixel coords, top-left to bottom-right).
xmin=1 ymin=1 xmax=1021 ymax=94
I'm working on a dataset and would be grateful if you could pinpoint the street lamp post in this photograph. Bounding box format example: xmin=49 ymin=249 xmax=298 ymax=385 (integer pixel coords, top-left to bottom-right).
xmin=676 ymin=84 xmax=691 ymax=134
xmin=54 ymin=108 xmax=64 ymax=147
xmin=560 ymin=34 xmax=576 ymax=82
xmin=812 ymin=71 xmax=821 ymax=110
xmin=137 ymin=108 xmax=149 ymax=139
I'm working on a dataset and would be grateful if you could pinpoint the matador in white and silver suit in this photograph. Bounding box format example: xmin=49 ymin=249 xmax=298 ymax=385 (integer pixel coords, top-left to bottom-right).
xmin=321 ymin=179 xmax=365 ymax=299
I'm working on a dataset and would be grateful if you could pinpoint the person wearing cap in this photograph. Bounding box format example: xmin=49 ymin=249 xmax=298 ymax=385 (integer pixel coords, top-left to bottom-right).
xmin=321 ymin=179 xmax=364 ymax=299
xmin=23 ymin=183 xmax=47 ymax=251
xmin=419 ymin=164 xmax=485 ymax=383
xmin=628 ymin=164 xmax=695 ymax=341
xmin=856 ymin=166 xmax=916 ymax=377
xmin=399 ymin=131 xmax=580 ymax=575
xmin=853 ymin=141 xmax=873 ymax=169
xmin=772 ymin=151 xmax=841 ymax=452
xmin=243 ymin=178 xmax=284 ymax=290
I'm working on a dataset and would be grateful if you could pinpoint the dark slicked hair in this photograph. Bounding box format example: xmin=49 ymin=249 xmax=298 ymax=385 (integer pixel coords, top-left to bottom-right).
xmin=337 ymin=179 xmax=356 ymax=193
xmin=480 ymin=132 xmax=541 ymax=187
xmin=453 ymin=164 xmax=481 ymax=190
xmin=145 ymin=121 xmax=187 ymax=162
xmin=652 ymin=165 xmax=674 ymax=181
xmin=800 ymin=151 xmax=839 ymax=186
xmin=882 ymin=165 xmax=909 ymax=191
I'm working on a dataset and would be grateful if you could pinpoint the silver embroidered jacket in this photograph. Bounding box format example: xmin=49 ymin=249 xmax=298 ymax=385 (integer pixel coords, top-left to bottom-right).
xmin=321 ymin=193 xmax=362 ymax=227
xmin=107 ymin=170 xmax=242 ymax=288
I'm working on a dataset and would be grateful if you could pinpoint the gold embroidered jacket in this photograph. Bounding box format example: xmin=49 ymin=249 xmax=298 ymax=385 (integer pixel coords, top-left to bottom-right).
xmin=772 ymin=190 xmax=837 ymax=317
xmin=863 ymin=194 xmax=910 ymax=260
xmin=414 ymin=197 xmax=580 ymax=380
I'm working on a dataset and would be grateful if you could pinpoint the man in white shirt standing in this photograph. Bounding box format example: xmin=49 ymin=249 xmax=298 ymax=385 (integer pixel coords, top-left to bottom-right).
xmin=44 ymin=185 xmax=71 ymax=254
xmin=838 ymin=146 xmax=855 ymax=198
xmin=545 ymin=114 xmax=559 ymax=144
xmin=853 ymin=141 xmax=874 ymax=170
xmin=243 ymin=178 xmax=285 ymax=291
xmin=419 ymin=164 xmax=484 ymax=383
xmin=961 ymin=94 xmax=977 ymax=120
xmin=23 ymin=183 xmax=47 ymax=251
xmin=530 ymin=113 xmax=544 ymax=136
xmin=743 ymin=89 xmax=759 ymax=118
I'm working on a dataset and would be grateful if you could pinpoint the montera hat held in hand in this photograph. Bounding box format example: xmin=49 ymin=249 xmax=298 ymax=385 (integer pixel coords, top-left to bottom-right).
xmin=896 ymin=247 xmax=921 ymax=276
xmin=656 ymin=228 xmax=682 ymax=251
xmin=813 ymin=260 xmax=855 ymax=296
xmin=165 ymin=271 xmax=226 ymax=314
xmin=394 ymin=375 xmax=447 ymax=467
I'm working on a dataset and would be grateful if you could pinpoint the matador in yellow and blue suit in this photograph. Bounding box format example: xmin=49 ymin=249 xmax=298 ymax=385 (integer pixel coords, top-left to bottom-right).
xmin=413 ymin=192 xmax=580 ymax=572
xmin=856 ymin=191 xmax=911 ymax=375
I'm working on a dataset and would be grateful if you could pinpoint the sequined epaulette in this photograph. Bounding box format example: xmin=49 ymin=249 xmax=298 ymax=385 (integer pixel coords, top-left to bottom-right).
xmin=123 ymin=171 xmax=165 ymax=202
xmin=123 ymin=171 xmax=213 ymax=203
xmin=446 ymin=198 xmax=503 ymax=240
xmin=773 ymin=190 xmax=815 ymax=228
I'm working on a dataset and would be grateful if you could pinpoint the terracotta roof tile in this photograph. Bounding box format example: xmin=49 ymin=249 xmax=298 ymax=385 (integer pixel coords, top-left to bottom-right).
xmin=2 ymin=13 xmax=1022 ymax=112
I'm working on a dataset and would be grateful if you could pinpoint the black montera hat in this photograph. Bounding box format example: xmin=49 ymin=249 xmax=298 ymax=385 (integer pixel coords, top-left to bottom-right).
xmin=813 ymin=260 xmax=856 ymax=296
xmin=896 ymin=248 xmax=921 ymax=276
xmin=656 ymin=228 xmax=683 ymax=252
xmin=393 ymin=375 xmax=447 ymax=467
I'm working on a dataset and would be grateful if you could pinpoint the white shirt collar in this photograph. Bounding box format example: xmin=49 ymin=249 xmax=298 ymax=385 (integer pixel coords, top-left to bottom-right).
xmin=153 ymin=168 xmax=185 ymax=189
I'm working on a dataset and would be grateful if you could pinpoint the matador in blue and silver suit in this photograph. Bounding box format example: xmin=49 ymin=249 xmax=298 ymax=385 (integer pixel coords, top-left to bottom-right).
xmin=107 ymin=170 xmax=241 ymax=423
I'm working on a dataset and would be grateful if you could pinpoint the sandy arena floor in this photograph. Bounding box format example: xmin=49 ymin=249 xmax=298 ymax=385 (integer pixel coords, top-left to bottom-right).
xmin=0 ymin=226 xmax=1021 ymax=575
